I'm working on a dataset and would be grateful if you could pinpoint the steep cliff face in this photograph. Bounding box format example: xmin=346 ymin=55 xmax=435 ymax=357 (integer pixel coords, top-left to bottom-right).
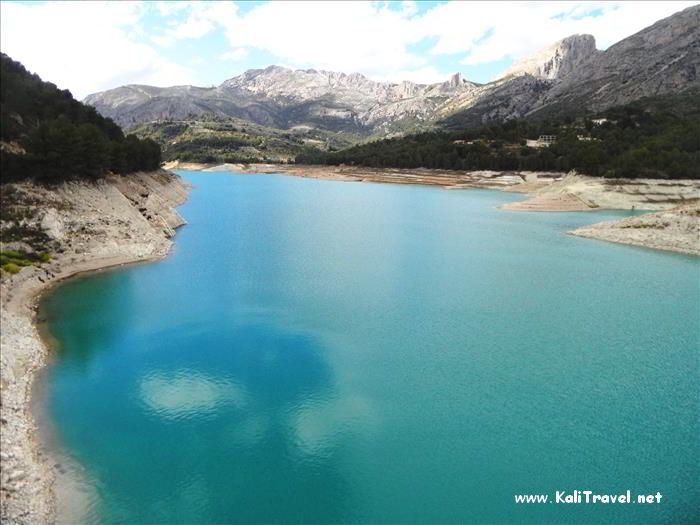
xmin=499 ymin=34 xmax=598 ymax=80
xmin=443 ymin=5 xmax=700 ymax=127
xmin=439 ymin=75 xmax=554 ymax=129
xmin=533 ymin=4 xmax=700 ymax=115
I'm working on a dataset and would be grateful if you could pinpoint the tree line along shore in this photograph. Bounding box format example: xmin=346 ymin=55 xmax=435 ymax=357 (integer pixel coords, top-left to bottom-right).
xmin=296 ymin=92 xmax=700 ymax=181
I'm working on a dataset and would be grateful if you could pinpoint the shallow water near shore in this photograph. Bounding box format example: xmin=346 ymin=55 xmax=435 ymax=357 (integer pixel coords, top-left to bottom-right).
xmin=42 ymin=171 xmax=699 ymax=524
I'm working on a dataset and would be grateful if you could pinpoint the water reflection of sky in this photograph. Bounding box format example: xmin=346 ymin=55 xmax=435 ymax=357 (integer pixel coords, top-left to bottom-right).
xmin=139 ymin=370 xmax=248 ymax=420
xmin=42 ymin=173 xmax=700 ymax=525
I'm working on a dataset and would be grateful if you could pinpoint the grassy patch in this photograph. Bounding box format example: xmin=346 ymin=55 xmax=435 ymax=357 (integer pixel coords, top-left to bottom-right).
xmin=2 ymin=262 xmax=21 ymax=274
xmin=0 ymin=249 xmax=51 ymax=274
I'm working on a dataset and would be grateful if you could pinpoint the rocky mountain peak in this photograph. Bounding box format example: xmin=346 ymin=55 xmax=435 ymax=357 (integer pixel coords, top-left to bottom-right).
xmin=499 ymin=34 xmax=597 ymax=80
xmin=264 ymin=64 xmax=288 ymax=73
xmin=83 ymin=6 xmax=699 ymax=136
xmin=399 ymin=80 xmax=418 ymax=98
xmin=541 ymin=4 xmax=700 ymax=112
xmin=218 ymin=65 xmax=475 ymax=106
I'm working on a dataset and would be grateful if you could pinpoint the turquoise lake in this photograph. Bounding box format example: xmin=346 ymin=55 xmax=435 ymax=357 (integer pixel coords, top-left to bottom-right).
xmin=42 ymin=171 xmax=699 ymax=524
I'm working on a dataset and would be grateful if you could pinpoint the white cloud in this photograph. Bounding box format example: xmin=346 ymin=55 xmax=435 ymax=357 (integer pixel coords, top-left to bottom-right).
xmin=435 ymin=1 xmax=699 ymax=67
xmin=372 ymin=66 xmax=448 ymax=86
xmin=218 ymin=48 xmax=249 ymax=62
xmin=211 ymin=0 xmax=696 ymax=83
xmin=154 ymin=1 xmax=193 ymax=17
xmin=221 ymin=1 xmax=425 ymax=80
xmin=0 ymin=1 xmax=195 ymax=99
xmin=151 ymin=1 xmax=239 ymax=47
xmin=0 ymin=1 xmax=695 ymax=95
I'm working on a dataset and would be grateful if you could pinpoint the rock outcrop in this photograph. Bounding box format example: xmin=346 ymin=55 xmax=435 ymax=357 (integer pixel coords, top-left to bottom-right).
xmin=533 ymin=4 xmax=700 ymax=115
xmin=441 ymin=5 xmax=700 ymax=128
xmin=499 ymin=34 xmax=598 ymax=80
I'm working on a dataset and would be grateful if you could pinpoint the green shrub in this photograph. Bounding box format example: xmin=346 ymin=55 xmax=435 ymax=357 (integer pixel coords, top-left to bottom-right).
xmin=0 ymin=249 xmax=23 ymax=260
xmin=2 ymin=262 xmax=21 ymax=274
xmin=0 ymin=249 xmax=51 ymax=268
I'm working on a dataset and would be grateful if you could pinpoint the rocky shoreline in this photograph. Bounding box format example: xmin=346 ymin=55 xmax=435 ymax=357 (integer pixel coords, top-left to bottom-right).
xmin=0 ymin=170 xmax=189 ymax=524
xmin=570 ymin=203 xmax=700 ymax=256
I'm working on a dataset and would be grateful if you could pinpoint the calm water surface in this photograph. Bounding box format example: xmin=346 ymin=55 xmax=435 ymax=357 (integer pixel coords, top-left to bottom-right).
xmin=42 ymin=172 xmax=699 ymax=524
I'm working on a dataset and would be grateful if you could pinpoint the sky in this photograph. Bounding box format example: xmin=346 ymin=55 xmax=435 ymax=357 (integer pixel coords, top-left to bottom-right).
xmin=1 ymin=1 xmax=697 ymax=100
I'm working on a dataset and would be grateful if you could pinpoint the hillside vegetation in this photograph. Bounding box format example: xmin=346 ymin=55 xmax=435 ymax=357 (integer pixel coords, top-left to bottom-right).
xmin=1 ymin=54 xmax=161 ymax=182
xmin=129 ymin=115 xmax=357 ymax=165
xmin=297 ymin=93 xmax=700 ymax=179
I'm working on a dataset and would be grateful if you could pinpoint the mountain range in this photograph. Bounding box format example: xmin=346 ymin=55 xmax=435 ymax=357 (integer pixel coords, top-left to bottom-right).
xmin=84 ymin=5 xmax=699 ymax=161
xmin=85 ymin=67 xmax=478 ymax=137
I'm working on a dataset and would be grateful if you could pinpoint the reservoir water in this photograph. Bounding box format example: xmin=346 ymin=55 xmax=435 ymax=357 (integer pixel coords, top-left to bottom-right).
xmin=42 ymin=171 xmax=699 ymax=524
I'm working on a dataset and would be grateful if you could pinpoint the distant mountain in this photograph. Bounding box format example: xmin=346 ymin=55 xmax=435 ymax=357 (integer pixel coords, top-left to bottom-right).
xmin=85 ymin=67 xmax=478 ymax=137
xmin=84 ymin=5 xmax=700 ymax=161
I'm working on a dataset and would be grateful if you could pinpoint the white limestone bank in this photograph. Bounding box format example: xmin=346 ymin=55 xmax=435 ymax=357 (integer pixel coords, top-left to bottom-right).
xmin=500 ymin=174 xmax=699 ymax=255
xmin=0 ymin=170 xmax=190 ymax=524
xmin=570 ymin=203 xmax=700 ymax=256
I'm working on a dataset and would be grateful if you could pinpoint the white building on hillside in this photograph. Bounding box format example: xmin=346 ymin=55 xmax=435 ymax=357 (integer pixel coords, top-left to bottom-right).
xmin=526 ymin=135 xmax=557 ymax=148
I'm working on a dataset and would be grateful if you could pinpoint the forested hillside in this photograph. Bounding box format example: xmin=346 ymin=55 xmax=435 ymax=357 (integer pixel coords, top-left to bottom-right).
xmin=297 ymin=93 xmax=700 ymax=180
xmin=130 ymin=115 xmax=356 ymax=165
xmin=0 ymin=54 xmax=161 ymax=182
